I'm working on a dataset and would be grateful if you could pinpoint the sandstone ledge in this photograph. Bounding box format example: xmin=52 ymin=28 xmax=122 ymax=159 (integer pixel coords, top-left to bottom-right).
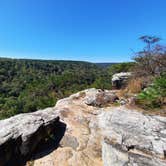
xmin=0 ymin=108 xmax=66 ymax=166
xmin=33 ymin=89 xmax=166 ymax=166
xmin=0 ymin=88 xmax=166 ymax=166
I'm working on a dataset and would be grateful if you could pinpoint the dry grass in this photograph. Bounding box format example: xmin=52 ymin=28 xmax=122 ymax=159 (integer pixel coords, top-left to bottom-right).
xmin=116 ymin=78 xmax=143 ymax=98
xmin=127 ymin=78 xmax=143 ymax=94
xmin=115 ymin=76 xmax=166 ymax=117
xmin=117 ymin=77 xmax=153 ymax=97
xmin=116 ymin=89 xmax=129 ymax=98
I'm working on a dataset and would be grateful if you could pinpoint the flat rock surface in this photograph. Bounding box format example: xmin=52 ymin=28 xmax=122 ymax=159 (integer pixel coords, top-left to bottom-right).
xmin=32 ymin=89 xmax=166 ymax=166
xmin=1 ymin=88 xmax=165 ymax=166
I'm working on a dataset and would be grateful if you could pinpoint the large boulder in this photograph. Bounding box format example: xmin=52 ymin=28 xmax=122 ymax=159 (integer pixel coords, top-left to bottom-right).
xmin=0 ymin=108 xmax=66 ymax=166
xmin=112 ymin=72 xmax=132 ymax=89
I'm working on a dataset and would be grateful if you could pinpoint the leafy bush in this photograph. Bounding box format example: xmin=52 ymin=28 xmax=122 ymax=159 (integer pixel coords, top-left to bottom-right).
xmin=91 ymin=76 xmax=112 ymax=89
xmin=137 ymin=76 xmax=166 ymax=108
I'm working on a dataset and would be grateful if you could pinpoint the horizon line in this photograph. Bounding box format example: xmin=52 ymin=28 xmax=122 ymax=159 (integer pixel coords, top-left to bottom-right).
xmin=0 ymin=56 xmax=133 ymax=63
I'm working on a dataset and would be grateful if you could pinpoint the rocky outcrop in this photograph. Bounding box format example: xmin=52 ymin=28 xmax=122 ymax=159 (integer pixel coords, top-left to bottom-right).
xmin=1 ymin=88 xmax=166 ymax=166
xmin=0 ymin=108 xmax=66 ymax=166
xmin=32 ymin=88 xmax=166 ymax=166
xmin=112 ymin=72 xmax=132 ymax=89
xmin=56 ymin=88 xmax=118 ymax=108
xmin=32 ymin=88 xmax=116 ymax=166
xmin=99 ymin=108 xmax=166 ymax=166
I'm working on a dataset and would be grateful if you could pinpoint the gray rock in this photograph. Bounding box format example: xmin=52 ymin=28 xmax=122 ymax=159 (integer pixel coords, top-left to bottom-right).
xmin=102 ymin=139 xmax=166 ymax=166
xmin=112 ymin=72 xmax=132 ymax=89
xmin=60 ymin=134 xmax=79 ymax=150
xmin=0 ymin=108 xmax=65 ymax=166
xmin=118 ymin=98 xmax=128 ymax=105
xmin=1 ymin=89 xmax=166 ymax=166
xmin=98 ymin=107 xmax=166 ymax=166
xmin=23 ymin=89 xmax=166 ymax=166
xmin=102 ymin=140 xmax=128 ymax=166
xmin=84 ymin=88 xmax=118 ymax=107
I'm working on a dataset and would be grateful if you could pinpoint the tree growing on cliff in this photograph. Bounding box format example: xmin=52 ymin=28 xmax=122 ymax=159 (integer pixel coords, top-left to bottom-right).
xmin=139 ymin=35 xmax=160 ymax=51
xmin=133 ymin=35 xmax=166 ymax=77
xmin=132 ymin=36 xmax=166 ymax=109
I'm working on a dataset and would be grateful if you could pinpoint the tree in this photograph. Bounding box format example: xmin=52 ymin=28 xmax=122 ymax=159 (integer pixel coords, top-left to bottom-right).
xmin=133 ymin=35 xmax=166 ymax=77
xmin=108 ymin=62 xmax=135 ymax=75
xmin=139 ymin=35 xmax=161 ymax=51
xmin=0 ymin=58 xmax=112 ymax=119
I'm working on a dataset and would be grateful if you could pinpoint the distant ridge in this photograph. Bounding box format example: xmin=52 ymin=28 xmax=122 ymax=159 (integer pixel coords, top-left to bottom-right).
xmin=0 ymin=57 xmax=119 ymax=67
xmin=95 ymin=63 xmax=118 ymax=68
xmin=0 ymin=57 xmax=92 ymax=64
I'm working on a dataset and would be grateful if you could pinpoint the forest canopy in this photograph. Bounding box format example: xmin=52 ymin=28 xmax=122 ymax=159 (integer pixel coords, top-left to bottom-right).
xmin=0 ymin=58 xmax=113 ymax=119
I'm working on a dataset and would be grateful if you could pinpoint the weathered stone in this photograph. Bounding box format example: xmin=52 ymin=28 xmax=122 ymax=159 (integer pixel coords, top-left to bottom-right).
xmin=33 ymin=89 xmax=166 ymax=166
xmin=118 ymin=98 xmax=128 ymax=105
xmin=102 ymin=140 xmax=128 ymax=166
xmin=0 ymin=108 xmax=65 ymax=166
xmin=112 ymin=72 xmax=132 ymax=89
xmin=83 ymin=88 xmax=118 ymax=107
xmin=98 ymin=107 xmax=166 ymax=166
xmin=33 ymin=89 xmax=104 ymax=166
xmin=1 ymin=88 xmax=166 ymax=166
xmin=60 ymin=134 xmax=79 ymax=150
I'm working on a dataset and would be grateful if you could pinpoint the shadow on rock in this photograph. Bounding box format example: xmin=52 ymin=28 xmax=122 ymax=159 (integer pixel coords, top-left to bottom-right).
xmin=32 ymin=121 xmax=67 ymax=160
xmin=7 ymin=121 xmax=66 ymax=166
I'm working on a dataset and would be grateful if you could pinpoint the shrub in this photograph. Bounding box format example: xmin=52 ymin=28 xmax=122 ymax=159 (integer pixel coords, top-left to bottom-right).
xmin=133 ymin=36 xmax=166 ymax=78
xmin=127 ymin=78 xmax=143 ymax=94
xmin=136 ymin=76 xmax=166 ymax=108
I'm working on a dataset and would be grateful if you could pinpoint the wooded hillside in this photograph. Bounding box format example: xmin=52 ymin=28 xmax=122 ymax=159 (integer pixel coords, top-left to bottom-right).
xmin=0 ymin=58 xmax=112 ymax=119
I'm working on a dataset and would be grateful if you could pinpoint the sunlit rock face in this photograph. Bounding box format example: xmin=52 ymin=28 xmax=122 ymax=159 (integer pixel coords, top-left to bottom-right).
xmin=99 ymin=108 xmax=166 ymax=166
xmin=32 ymin=88 xmax=166 ymax=166
xmin=1 ymin=88 xmax=166 ymax=166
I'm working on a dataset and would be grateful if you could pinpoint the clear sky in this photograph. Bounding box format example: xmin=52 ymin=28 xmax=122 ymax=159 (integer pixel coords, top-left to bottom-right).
xmin=0 ymin=0 xmax=166 ymax=62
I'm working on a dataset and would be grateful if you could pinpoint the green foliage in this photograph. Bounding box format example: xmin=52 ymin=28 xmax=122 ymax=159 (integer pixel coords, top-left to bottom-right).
xmin=108 ymin=62 xmax=135 ymax=75
xmin=0 ymin=58 xmax=112 ymax=119
xmin=91 ymin=75 xmax=112 ymax=89
xmin=137 ymin=76 xmax=166 ymax=108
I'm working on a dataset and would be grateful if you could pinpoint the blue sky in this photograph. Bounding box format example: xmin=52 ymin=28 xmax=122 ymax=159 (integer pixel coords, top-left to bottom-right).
xmin=0 ymin=0 xmax=166 ymax=62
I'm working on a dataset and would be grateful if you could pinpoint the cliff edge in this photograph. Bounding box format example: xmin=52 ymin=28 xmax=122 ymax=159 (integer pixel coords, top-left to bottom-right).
xmin=0 ymin=88 xmax=166 ymax=166
xmin=32 ymin=88 xmax=166 ymax=166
